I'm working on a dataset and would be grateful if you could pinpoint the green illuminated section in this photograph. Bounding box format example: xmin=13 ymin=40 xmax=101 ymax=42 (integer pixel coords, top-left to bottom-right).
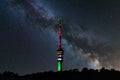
xmin=58 ymin=61 xmax=62 ymax=71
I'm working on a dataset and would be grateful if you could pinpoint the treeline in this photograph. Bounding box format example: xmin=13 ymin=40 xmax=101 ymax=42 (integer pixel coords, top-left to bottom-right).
xmin=0 ymin=67 xmax=120 ymax=80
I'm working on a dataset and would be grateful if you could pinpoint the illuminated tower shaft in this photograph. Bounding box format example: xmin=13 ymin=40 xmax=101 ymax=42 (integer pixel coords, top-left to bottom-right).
xmin=56 ymin=21 xmax=64 ymax=72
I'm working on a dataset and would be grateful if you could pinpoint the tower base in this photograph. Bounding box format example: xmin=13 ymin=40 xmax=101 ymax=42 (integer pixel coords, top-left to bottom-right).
xmin=57 ymin=61 xmax=62 ymax=71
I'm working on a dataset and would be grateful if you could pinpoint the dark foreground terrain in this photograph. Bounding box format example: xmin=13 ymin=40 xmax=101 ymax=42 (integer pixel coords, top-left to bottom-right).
xmin=1 ymin=68 xmax=120 ymax=80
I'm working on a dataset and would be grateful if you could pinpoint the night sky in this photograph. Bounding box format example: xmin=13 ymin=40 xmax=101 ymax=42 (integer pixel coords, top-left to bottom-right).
xmin=1 ymin=0 xmax=120 ymax=75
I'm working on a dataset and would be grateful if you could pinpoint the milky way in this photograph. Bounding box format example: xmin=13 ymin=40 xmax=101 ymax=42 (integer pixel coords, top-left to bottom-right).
xmin=1 ymin=0 xmax=120 ymax=74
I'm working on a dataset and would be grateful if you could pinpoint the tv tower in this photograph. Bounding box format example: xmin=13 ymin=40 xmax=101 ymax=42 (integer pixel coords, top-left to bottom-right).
xmin=56 ymin=20 xmax=64 ymax=72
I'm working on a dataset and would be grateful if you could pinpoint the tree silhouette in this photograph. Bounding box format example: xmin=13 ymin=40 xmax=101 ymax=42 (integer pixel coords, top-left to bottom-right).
xmin=0 ymin=67 xmax=120 ymax=80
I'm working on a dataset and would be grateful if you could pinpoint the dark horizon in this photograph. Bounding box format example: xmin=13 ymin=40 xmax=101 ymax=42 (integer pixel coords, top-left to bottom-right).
xmin=0 ymin=67 xmax=120 ymax=80
xmin=0 ymin=67 xmax=119 ymax=75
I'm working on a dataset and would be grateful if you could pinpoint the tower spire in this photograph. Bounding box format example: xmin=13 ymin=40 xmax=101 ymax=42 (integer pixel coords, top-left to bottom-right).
xmin=58 ymin=20 xmax=62 ymax=49
xmin=56 ymin=20 xmax=64 ymax=72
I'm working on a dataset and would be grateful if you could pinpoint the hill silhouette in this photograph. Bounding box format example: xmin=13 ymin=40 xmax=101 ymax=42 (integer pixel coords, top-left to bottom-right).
xmin=0 ymin=67 xmax=120 ymax=80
